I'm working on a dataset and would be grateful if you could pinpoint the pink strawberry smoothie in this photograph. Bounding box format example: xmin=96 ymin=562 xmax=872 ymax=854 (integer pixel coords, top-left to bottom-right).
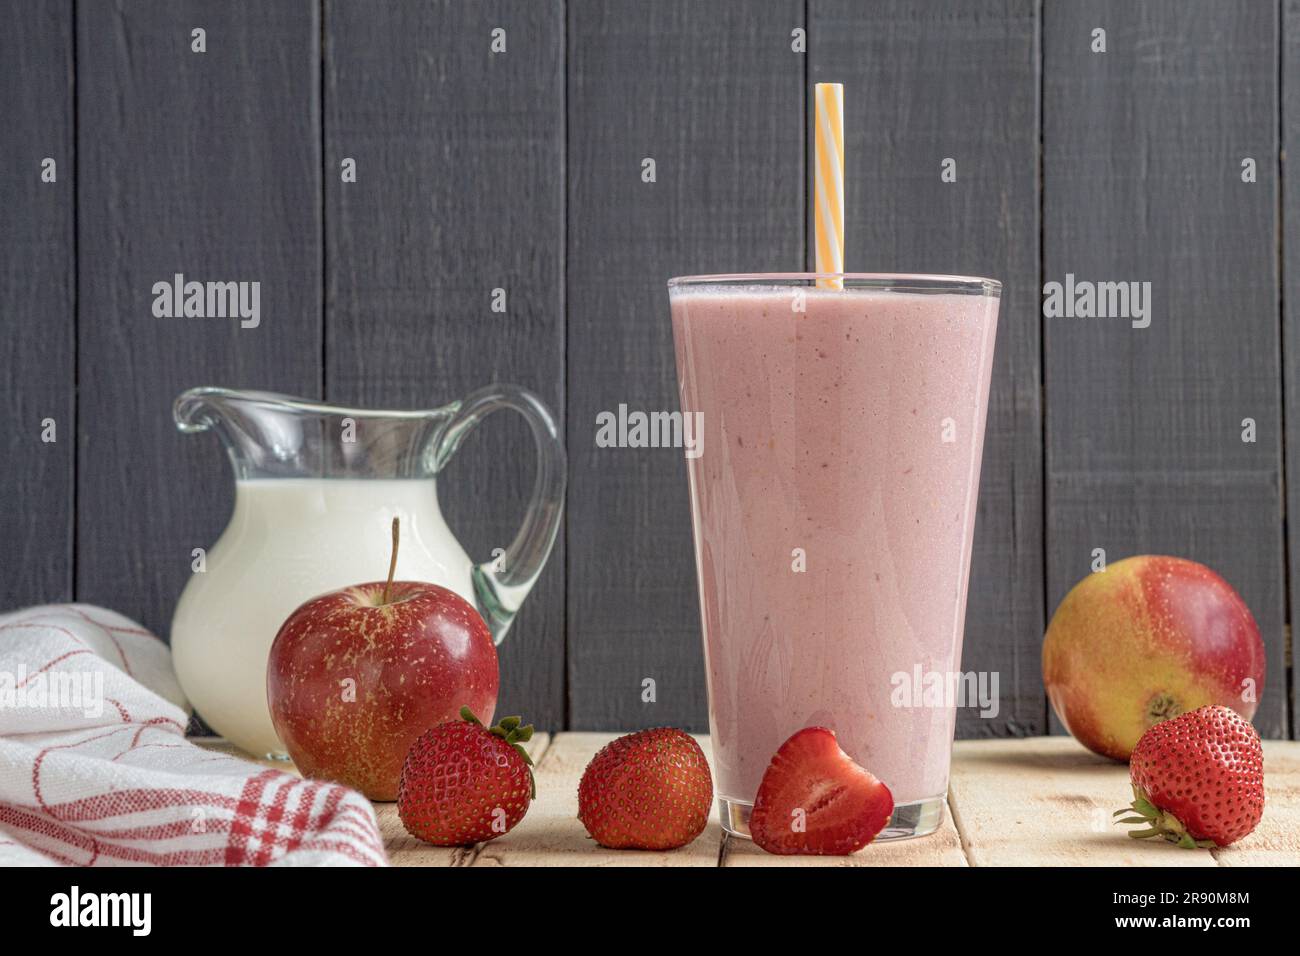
xmin=669 ymin=278 xmax=999 ymax=830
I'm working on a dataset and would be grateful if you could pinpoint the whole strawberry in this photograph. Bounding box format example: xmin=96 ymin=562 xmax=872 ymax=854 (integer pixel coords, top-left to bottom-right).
xmin=578 ymin=728 xmax=712 ymax=850
xmin=1116 ymin=704 xmax=1264 ymax=849
xmin=398 ymin=706 xmax=535 ymax=846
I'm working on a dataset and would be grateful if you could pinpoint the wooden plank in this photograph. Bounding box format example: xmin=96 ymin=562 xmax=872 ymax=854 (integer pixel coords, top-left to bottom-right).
xmin=1283 ymin=0 xmax=1300 ymax=741
xmin=1042 ymin=1 xmax=1285 ymax=735
xmin=324 ymin=0 xmax=566 ymax=729
xmin=471 ymin=732 xmax=723 ymax=866
xmin=949 ymin=737 xmax=1300 ymax=865
xmin=198 ymin=733 xmax=1300 ymax=864
xmin=566 ymin=0 xmax=804 ymax=731
xmin=951 ymin=737 xmax=1219 ymax=866
xmin=76 ymin=2 xmax=322 ymax=640
xmin=809 ymin=0 xmax=1044 ymax=739
xmin=0 ymin=1 xmax=74 ymax=608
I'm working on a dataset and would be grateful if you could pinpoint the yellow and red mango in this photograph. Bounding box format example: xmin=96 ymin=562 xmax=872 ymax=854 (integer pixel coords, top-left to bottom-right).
xmin=1042 ymin=555 xmax=1265 ymax=761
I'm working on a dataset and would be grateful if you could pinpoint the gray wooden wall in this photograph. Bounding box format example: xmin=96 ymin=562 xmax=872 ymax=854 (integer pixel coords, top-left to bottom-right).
xmin=1 ymin=0 xmax=1295 ymax=739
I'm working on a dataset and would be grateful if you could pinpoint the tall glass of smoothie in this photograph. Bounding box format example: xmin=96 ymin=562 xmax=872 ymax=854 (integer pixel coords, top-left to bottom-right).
xmin=669 ymin=273 xmax=999 ymax=840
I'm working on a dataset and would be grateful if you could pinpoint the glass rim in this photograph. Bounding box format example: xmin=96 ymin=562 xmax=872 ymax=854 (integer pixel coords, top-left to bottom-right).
xmin=667 ymin=272 xmax=1001 ymax=297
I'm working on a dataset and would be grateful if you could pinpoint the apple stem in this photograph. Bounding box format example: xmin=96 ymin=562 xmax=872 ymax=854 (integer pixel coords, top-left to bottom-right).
xmin=382 ymin=516 xmax=399 ymax=605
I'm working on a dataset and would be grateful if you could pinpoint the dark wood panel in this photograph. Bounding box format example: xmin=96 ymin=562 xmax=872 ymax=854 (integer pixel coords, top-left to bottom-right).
xmin=76 ymin=2 xmax=322 ymax=635
xmin=1284 ymin=0 xmax=1300 ymax=740
xmin=0 ymin=0 xmax=1290 ymax=744
xmin=566 ymin=0 xmax=805 ymax=731
xmin=0 ymin=0 xmax=75 ymax=609
xmin=324 ymin=0 xmax=566 ymax=728
xmin=810 ymin=0 xmax=1044 ymax=737
xmin=1043 ymin=0 xmax=1285 ymax=735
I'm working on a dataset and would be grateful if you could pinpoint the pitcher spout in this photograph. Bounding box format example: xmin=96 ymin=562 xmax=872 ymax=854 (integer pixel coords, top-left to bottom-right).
xmin=172 ymin=387 xmax=453 ymax=481
xmin=175 ymin=386 xmax=245 ymax=434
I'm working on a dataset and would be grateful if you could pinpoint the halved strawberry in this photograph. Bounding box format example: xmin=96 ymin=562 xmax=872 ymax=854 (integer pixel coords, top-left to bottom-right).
xmin=749 ymin=727 xmax=894 ymax=855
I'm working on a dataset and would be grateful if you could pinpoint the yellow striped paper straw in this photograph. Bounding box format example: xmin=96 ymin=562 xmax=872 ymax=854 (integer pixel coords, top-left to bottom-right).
xmin=814 ymin=82 xmax=844 ymax=290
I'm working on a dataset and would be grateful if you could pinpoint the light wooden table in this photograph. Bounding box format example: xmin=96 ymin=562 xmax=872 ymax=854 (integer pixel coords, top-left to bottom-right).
xmin=203 ymin=735 xmax=1300 ymax=866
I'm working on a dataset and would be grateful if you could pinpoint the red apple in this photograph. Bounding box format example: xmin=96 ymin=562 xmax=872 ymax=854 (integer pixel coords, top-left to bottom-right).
xmin=1042 ymin=555 xmax=1265 ymax=761
xmin=267 ymin=519 xmax=498 ymax=799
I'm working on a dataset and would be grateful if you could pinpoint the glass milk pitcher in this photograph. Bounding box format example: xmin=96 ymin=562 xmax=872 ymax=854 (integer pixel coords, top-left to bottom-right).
xmin=170 ymin=386 xmax=565 ymax=758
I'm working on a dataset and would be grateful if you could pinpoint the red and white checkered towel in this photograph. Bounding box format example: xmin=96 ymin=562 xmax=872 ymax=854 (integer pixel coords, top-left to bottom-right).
xmin=0 ymin=604 xmax=388 ymax=866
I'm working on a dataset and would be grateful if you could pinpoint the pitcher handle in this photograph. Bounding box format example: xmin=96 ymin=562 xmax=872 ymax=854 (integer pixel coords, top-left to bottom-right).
xmin=432 ymin=384 xmax=565 ymax=645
